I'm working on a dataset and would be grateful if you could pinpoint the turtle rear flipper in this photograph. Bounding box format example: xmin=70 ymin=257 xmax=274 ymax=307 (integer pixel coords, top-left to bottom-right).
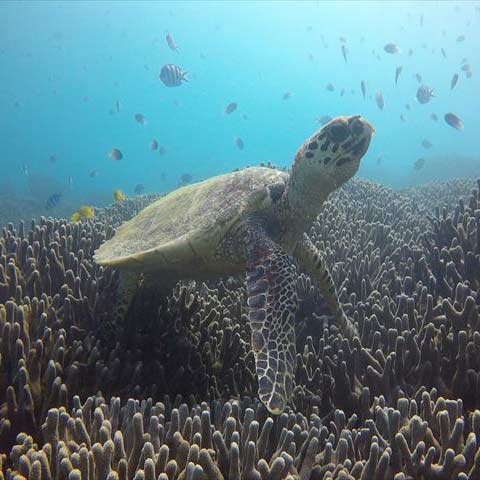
xmin=246 ymin=234 xmax=298 ymax=414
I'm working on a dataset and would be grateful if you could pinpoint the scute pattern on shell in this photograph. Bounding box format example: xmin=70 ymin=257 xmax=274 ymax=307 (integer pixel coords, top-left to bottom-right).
xmin=95 ymin=168 xmax=288 ymax=266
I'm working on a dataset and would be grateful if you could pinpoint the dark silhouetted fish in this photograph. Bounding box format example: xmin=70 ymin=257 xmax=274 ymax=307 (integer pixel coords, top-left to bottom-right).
xmin=420 ymin=14 xmax=424 ymax=26
xmin=134 ymin=113 xmax=147 ymax=125
xmin=375 ymin=91 xmax=384 ymax=110
xmin=282 ymin=91 xmax=292 ymax=100
xmin=416 ymin=84 xmax=434 ymax=104
xmin=165 ymin=31 xmax=179 ymax=52
xmin=395 ymin=66 xmax=402 ymax=85
xmin=421 ymin=139 xmax=433 ymax=149
xmin=235 ymin=137 xmax=244 ymax=150
xmin=159 ymin=64 xmax=188 ymax=87
xmin=361 ymin=80 xmax=366 ymax=99
xmin=115 ymin=100 xmax=120 ymax=112
xmin=326 ymin=83 xmax=335 ymax=92
xmin=414 ymin=158 xmax=425 ymax=170
xmin=415 ymin=73 xmax=422 ymax=83
xmin=46 ymin=192 xmax=62 ymax=210
xmin=224 ymin=102 xmax=237 ymax=114
xmin=159 ymin=145 xmax=166 ymax=155
xmin=450 ymin=73 xmax=459 ymax=90
xmin=400 ymin=113 xmax=406 ymax=122
xmin=49 ymin=154 xmax=57 ymax=163
xmin=134 ymin=183 xmax=145 ymax=194
xmin=384 ymin=43 xmax=401 ymax=54
xmin=405 ymin=104 xmax=411 ymax=110
xmin=444 ymin=112 xmax=463 ymax=129
xmin=150 ymin=139 xmax=159 ymax=151
xmin=341 ymin=44 xmax=348 ymax=63
xmin=340 ymin=87 xmax=345 ymax=96
xmin=441 ymin=48 xmax=447 ymax=59
xmin=430 ymin=113 xmax=438 ymax=122
xmin=109 ymin=148 xmax=123 ymax=160
xmin=89 ymin=170 xmax=99 ymax=178
xmin=456 ymin=35 xmax=465 ymax=42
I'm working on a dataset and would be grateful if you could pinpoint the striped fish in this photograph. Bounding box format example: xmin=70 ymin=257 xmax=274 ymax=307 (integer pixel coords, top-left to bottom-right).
xmin=46 ymin=192 xmax=62 ymax=210
xmin=159 ymin=64 xmax=188 ymax=87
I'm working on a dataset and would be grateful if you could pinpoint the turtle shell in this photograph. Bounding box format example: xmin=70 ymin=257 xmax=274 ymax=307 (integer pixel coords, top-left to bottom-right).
xmin=94 ymin=167 xmax=288 ymax=276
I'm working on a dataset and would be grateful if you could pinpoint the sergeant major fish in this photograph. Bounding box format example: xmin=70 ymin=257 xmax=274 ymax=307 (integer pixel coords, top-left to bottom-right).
xmin=159 ymin=64 xmax=188 ymax=87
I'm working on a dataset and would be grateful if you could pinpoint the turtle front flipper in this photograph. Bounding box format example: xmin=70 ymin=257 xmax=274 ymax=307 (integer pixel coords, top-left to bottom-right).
xmin=294 ymin=233 xmax=357 ymax=340
xmin=246 ymin=234 xmax=298 ymax=414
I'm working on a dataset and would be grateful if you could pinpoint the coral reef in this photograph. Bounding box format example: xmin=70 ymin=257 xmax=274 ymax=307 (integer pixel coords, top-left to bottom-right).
xmin=0 ymin=178 xmax=479 ymax=479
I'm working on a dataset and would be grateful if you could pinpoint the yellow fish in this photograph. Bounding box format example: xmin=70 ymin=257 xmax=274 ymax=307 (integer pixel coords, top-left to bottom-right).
xmin=70 ymin=212 xmax=81 ymax=222
xmin=78 ymin=205 xmax=95 ymax=218
xmin=113 ymin=189 xmax=126 ymax=202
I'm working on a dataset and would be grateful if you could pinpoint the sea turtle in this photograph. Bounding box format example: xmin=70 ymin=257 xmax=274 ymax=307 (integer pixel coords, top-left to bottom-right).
xmin=95 ymin=115 xmax=374 ymax=414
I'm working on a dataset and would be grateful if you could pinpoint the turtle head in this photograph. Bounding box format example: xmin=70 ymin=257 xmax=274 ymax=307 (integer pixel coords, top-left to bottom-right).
xmin=288 ymin=115 xmax=374 ymax=220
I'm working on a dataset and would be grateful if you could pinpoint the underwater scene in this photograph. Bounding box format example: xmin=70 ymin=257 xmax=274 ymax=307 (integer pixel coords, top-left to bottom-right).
xmin=1 ymin=0 xmax=480 ymax=478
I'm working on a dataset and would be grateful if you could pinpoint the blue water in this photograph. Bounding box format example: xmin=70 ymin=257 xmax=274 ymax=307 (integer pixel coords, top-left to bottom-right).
xmin=1 ymin=0 xmax=479 ymax=218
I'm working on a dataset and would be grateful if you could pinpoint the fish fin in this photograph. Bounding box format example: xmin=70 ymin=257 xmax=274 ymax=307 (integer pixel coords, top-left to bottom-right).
xmin=182 ymin=71 xmax=189 ymax=82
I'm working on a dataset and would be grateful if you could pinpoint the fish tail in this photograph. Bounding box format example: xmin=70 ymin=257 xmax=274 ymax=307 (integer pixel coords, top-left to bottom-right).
xmin=182 ymin=71 xmax=189 ymax=82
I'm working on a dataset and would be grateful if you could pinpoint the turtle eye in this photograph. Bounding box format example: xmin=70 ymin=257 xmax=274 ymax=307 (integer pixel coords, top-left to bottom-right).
xmin=328 ymin=122 xmax=349 ymax=143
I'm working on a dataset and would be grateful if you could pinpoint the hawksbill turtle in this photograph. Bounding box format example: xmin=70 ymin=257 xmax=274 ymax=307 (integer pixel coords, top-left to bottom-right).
xmin=94 ymin=115 xmax=374 ymax=414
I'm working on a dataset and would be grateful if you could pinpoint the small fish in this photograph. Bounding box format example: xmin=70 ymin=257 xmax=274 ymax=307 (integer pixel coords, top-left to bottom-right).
xmin=115 ymin=100 xmax=120 ymax=112
xmin=70 ymin=212 xmax=81 ymax=222
xmin=68 ymin=175 xmax=73 ymax=189
xmin=113 ymin=189 xmax=126 ymax=202
xmin=224 ymin=102 xmax=238 ymax=114
xmin=159 ymin=64 xmax=188 ymax=87
xmin=405 ymin=103 xmax=411 ymax=110
xmin=235 ymin=137 xmax=244 ymax=150
xmin=421 ymin=139 xmax=433 ymax=149
xmin=444 ymin=112 xmax=463 ymax=130
xmin=109 ymin=148 xmax=123 ymax=160
xmin=134 ymin=113 xmax=147 ymax=125
xmin=361 ymin=80 xmax=366 ymax=99
xmin=49 ymin=154 xmax=57 ymax=163
xmin=375 ymin=91 xmax=384 ymax=110
xmin=134 ymin=184 xmax=145 ymax=194
xmin=150 ymin=139 xmax=159 ymax=151
xmin=326 ymin=83 xmax=335 ymax=92
xmin=341 ymin=44 xmax=348 ymax=63
xmin=46 ymin=192 xmax=62 ymax=210
xmin=416 ymin=84 xmax=434 ymax=104
xmin=165 ymin=31 xmax=179 ymax=52
xmin=282 ymin=91 xmax=292 ymax=100
xmin=430 ymin=113 xmax=438 ymax=122
xmin=415 ymin=73 xmax=422 ymax=83
xmin=159 ymin=145 xmax=166 ymax=156
xmin=450 ymin=73 xmax=459 ymax=90
xmin=340 ymin=87 xmax=345 ymax=97
xmin=339 ymin=36 xmax=347 ymax=43
xmin=456 ymin=35 xmax=465 ymax=42
xmin=400 ymin=113 xmax=406 ymax=122
xmin=89 ymin=169 xmax=99 ymax=178
xmin=395 ymin=66 xmax=402 ymax=85
xmin=77 ymin=205 xmax=95 ymax=219
xmin=414 ymin=158 xmax=425 ymax=170
xmin=384 ymin=43 xmax=401 ymax=54
xmin=316 ymin=115 xmax=332 ymax=125
xmin=178 ymin=173 xmax=193 ymax=187
xmin=22 ymin=162 xmax=29 ymax=177
xmin=420 ymin=14 xmax=424 ymax=26
xmin=441 ymin=48 xmax=447 ymax=59
xmin=461 ymin=63 xmax=471 ymax=73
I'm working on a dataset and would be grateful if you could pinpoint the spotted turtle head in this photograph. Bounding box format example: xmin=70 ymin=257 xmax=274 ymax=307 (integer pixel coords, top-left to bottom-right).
xmin=296 ymin=115 xmax=374 ymax=187
xmin=288 ymin=115 xmax=374 ymax=219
